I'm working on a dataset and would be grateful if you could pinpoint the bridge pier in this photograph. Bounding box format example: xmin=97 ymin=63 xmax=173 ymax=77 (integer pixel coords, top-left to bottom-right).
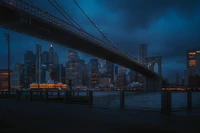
xmin=144 ymin=77 xmax=162 ymax=91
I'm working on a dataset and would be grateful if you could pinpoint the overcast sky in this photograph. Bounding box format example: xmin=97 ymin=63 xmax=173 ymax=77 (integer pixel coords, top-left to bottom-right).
xmin=0 ymin=0 xmax=200 ymax=82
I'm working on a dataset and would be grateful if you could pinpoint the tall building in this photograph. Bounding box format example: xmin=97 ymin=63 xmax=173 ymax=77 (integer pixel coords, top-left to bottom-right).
xmin=11 ymin=63 xmax=24 ymax=89
xmin=68 ymin=50 xmax=79 ymax=61
xmin=90 ymin=58 xmax=99 ymax=87
xmin=186 ymin=48 xmax=200 ymax=86
xmin=24 ymin=51 xmax=36 ymax=89
xmin=105 ymin=61 xmax=114 ymax=82
xmin=53 ymin=51 xmax=59 ymax=67
xmin=114 ymin=66 xmax=118 ymax=76
xmin=41 ymin=51 xmax=49 ymax=65
xmin=66 ymin=60 xmax=82 ymax=87
xmin=0 ymin=69 xmax=12 ymax=90
xmin=116 ymin=72 xmax=126 ymax=87
xmin=36 ymin=44 xmax=42 ymax=84
xmin=139 ymin=44 xmax=147 ymax=63
xmin=65 ymin=50 xmax=82 ymax=87
xmin=49 ymin=45 xmax=54 ymax=63
xmin=176 ymin=73 xmax=180 ymax=85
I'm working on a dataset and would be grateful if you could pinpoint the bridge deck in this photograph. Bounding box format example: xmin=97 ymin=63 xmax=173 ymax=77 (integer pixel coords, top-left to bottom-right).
xmin=0 ymin=100 xmax=199 ymax=133
xmin=0 ymin=0 xmax=168 ymax=85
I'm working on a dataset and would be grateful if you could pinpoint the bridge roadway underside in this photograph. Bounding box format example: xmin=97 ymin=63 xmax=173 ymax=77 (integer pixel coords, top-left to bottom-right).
xmin=0 ymin=4 xmax=167 ymax=85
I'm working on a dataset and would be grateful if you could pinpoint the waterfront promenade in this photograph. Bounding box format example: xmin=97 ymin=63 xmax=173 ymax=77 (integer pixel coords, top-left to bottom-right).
xmin=0 ymin=99 xmax=200 ymax=133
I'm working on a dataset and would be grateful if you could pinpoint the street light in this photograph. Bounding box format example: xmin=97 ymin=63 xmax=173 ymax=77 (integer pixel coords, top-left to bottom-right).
xmin=4 ymin=33 xmax=11 ymax=96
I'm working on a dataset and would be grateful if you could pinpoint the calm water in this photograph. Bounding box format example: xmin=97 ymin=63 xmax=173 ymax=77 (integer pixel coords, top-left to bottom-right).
xmin=11 ymin=91 xmax=200 ymax=110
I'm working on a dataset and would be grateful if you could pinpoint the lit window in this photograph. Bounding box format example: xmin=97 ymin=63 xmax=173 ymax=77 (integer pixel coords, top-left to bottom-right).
xmin=189 ymin=59 xmax=196 ymax=67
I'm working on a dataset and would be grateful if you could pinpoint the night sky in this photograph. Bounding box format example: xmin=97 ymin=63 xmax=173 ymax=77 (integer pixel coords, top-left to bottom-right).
xmin=0 ymin=0 xmax=200 ymax=82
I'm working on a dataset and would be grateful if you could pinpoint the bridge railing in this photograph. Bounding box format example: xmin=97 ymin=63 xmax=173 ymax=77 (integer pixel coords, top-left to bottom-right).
xmin=0 ymin=87 xmax=200 ymax=114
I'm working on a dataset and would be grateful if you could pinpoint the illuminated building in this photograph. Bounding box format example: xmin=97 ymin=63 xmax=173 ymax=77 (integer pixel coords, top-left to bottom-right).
xmin=0 ymin=69 xmax=12 ymax=90
xmin=105 ymin=61 xmax=114 ymax=83
xmin=116 ymin=72 xmax=126 ymax=87
xmin=11 ymin=63 xmax=24 ymax=89
xmin=41 ymin=51 xmax=49 ymax=65
xmin=90 ymin=58 xmax=99 ymax=87
xmin=99 ymin=78 xmax=111 ymax=86
xmin=186 ymin=48 xmax=200 ymax=86
xmin=51 ymin=64 xmax=65 ymax=83
xmin=36 ymin=44 xmax=42 ymax=84
xmin=30 ymin=83 xmax=67 ymax=89
xmin=66 ymin=60 xmax=82 ymax=87
xmin=139 ymin=44 xmax=147 ymax=64
xmin=68 ymin=50 xmax=79 ymax=61
xmin=53 ymin=51 xmax=59 ymax=67
xmin=24 ymin=51 xmax=36 ymax=89
xmin=48 ymin=44 xmax=54 ymax=63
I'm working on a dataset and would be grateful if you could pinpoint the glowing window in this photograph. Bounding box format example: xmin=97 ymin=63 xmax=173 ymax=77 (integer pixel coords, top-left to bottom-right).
xmin=189 ymin=60 xmax=196 ymax=67
xmin=188 ymin=52 xmax=196 ymax=58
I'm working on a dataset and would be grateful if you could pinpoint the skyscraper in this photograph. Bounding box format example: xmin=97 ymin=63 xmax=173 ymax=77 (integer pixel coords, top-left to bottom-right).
xmin=36 ymin=44 xmax=42 ymax=84
xmin=0 ymin=69 xmax=12 ymax=90
xmin=139 ymin=44 xmax=147 ymax=63
xmin=114 ymin=66 xmax=118 ymax=76
xmin=90 ymin=58 xmax=99 ymax=87
xmin=11 ymin=63 xmax=24 ymax=89
xmin=176 ymin=73 xmax=180 ymax=85
xmin=68 ymin=50 xmax=79 ymax=61
xmin=105 ymin=61 xmax=114 ymax=82
xmin=53 ymin=51 xmax=59 ymax=67
xmin=49 ymin=45 xmax=54 ymax=63
xmin=24 ymin=51 xmax=36 ymax=89
xmin=186 ymin=48 xmax=200 ymax=86
xmin=41 ymin=51 xmax=49 ymax=65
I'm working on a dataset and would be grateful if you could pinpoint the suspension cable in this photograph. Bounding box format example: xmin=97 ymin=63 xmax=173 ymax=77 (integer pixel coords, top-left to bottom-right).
xmin=73 ymin=0 xmax=116 ymax=48
xmin=48 ymin=0 xmax=75 ymax=26
xmin=52 ymin=0 xmax=84 ymax=31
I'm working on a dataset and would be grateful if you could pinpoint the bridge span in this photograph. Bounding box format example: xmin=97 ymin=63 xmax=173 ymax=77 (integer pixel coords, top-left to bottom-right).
xmin=0 ymin=0 xmax=168 ymax=86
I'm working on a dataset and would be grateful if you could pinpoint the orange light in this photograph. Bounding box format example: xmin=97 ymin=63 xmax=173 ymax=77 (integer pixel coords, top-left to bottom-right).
xmin=9 ymin=2 xmax=13 ymax=5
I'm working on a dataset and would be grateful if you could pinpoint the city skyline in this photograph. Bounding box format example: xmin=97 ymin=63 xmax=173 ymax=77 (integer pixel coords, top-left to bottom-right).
xmin=0 ymin=0 xmax=200 ymax=83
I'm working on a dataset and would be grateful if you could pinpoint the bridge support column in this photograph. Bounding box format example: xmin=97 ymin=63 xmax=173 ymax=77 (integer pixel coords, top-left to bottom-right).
xmin=144 ymin=77 xmax=162 ymax=91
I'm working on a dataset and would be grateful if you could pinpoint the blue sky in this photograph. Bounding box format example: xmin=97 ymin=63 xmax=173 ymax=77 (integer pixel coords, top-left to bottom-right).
xmin=0 ymin=0 xmax=200 ymax=82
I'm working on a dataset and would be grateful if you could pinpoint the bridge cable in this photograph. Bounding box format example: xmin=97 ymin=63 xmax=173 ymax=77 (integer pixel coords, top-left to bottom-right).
xmin=47 ymin=0 xmax=76 ymax=26
xmin=51 ymin=0 xmax=84 ymax=31
xmin=73 ymin=0 xmax=116 ymax=48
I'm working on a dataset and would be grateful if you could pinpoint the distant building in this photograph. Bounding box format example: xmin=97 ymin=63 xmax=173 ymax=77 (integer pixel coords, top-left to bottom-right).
xmin=99 ymin=78 xmax=111 ymax=86
xmin=90 ymin=58 xmax=99 ymax=87
xmin=186 ymin=48 xmax=200 ymax=86
xmin=24 ymin=51 xmax=36 ymax=89
xmin=41 ymin=51 xmax=49 ymax=65
xmin=53 ymin=51 xmax=59 ymax=67
xmin=36 ymin=44 xmax=42 ymax=84
xmin=116 ymin=72 xmax=126 ymax=87
xmin=68 ymin=50 xmax=79 ymax=61
xmin=48 ymin=45 xmax=54 ymax=63
xmin=139 ymin=44 xmax=147 ymax=64
xmin=105 ymin=61 xmax=114 ymax=83
xmin=11 ymin=63 xmax=24 ymax=89
xmin=176 ymin=73 xmax=180 ymax=85
xmin=114 ymin=66 xmax=118 ymax=76
xmin=0 ymin=69 xmax=12 ymax=90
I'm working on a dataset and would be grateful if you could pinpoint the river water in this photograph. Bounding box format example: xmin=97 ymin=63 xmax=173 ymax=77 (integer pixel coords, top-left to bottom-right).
xmin=13 ymin=90 xmax=200 ymax=110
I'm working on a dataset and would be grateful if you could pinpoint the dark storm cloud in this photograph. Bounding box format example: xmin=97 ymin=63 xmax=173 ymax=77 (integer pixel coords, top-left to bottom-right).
xmin=99 ymin=0 xmax=200 ymax=29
